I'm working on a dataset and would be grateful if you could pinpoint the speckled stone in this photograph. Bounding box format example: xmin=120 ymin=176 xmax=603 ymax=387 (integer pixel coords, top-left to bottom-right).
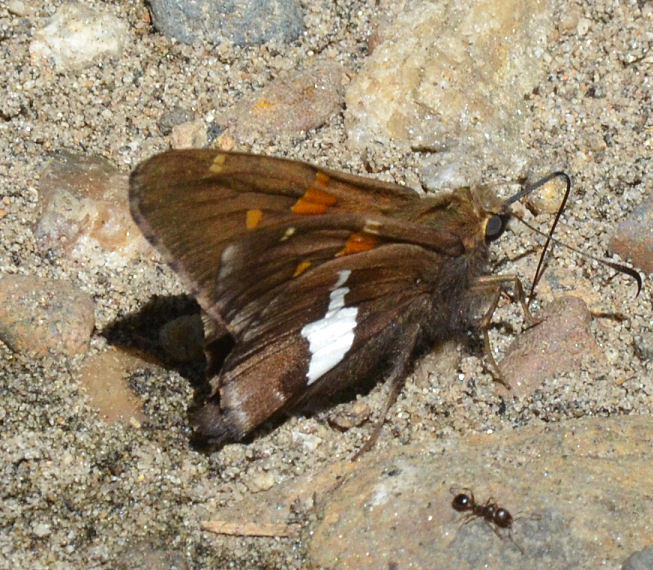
xmin=304 ymin=416 xmax=653 ymax=569
xmin=217 ymin=61 xmax=345 ymax=140
xmin=33 ymin=151 xmax=150 ymax=265
xmin=498 ymin=296 xmax=601 ymax=398
xmin=0 ymin=275 xmax=94 ymax=357
xmin=148 ymin=0 xmax=305 ymax=47
xmin=610 ymin=193 xmax=653 ymax=274
xmin=29 ymin=3 xmax=128 ymax=71
xmin=345 ymin=0 xmax=551 ymax=187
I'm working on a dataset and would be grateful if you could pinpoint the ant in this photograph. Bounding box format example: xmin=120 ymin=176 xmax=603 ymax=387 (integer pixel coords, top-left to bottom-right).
xmin=450 ymin=487 xmax=524 ymax=554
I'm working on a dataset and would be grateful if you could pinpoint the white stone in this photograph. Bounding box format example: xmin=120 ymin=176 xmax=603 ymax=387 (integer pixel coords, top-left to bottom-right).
xmin=30 ymin=3 xmax=128 ymax=71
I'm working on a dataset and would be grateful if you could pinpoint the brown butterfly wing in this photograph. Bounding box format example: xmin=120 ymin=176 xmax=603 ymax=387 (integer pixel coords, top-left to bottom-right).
xmin=129 ymin=150 xmax=465 ymax=334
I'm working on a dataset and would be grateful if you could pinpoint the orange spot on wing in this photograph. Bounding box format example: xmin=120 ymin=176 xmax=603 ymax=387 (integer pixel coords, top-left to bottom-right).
xmin=314 ymin=172 xmax=330 ymax=186
xmin=291 ymin=173 xmax=337 ymax=215
xmin=293 ymin=260 xmax=312 ymax=277
xmin=336 ymin=233 xmax=378 ymax=256
xmin=246 ymin=209 xmax=263 ymax=229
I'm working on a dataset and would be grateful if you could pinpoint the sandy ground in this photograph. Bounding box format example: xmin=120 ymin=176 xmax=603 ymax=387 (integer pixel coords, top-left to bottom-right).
xmin=0 ymin=1 xmax=651 ymax=568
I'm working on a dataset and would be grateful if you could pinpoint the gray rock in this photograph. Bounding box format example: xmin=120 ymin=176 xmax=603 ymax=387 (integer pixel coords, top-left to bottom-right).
xmin=148 ymin=0 xmax=305 ymax=46
xmin=622 ymin=546 xmax=653 ymax=570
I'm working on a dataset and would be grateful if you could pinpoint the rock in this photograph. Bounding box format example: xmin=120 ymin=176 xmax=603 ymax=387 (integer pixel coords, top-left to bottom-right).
xmin=498 ymin=296 xmax=601 ymax=398
xmin=0 ymin=275 xmax=94 ymax=357
xmin=304 ymin=416 xmax=653 ymax=568
xmin=345 ymin=0 xmax=552 ymax=188
xmin=525 ymin=173 xmax=567 ymax=215
xmin=158 ymin=314 xmax=205 ymax=363
xmin=218 ymin=61 xmax=345 ymax=140
xmin=328 ymin=401 xmax=371 ymax=431
xmin=171 ymin=119 xmax=208 ymax=149
xmin=610 ymin=193 xmax=653 ymax=274
xmin=158 ymin=107 xmax=196 ymax=136
xmin=30 ymin=3 xmax=128 ymax=71
xmin=33 ymin=151 xmax=150 ymax=265
xmin=622 ymin=546 xmax=653 ymax=570
xmin=245 ymin=471 xmax=275 ymax=493
xmin=148 ymin=0 xmax=304 ymax=47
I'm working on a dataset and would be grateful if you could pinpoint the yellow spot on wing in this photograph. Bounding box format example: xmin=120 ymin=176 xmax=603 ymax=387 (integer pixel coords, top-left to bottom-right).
xmin=210 ymin=154 xmax=227 ymax=173
xmin=293 ymin=260 xmax=312 ymax=277
xmin=246 ymin=209 xmax=263 ymax=229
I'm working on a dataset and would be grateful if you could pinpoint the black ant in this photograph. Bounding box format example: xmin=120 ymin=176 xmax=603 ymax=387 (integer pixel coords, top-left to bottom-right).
xmin=450 ymin=487 xmax=524 ymax=554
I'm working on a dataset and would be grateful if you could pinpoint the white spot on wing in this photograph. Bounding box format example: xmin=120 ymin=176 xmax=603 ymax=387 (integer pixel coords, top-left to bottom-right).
xmin=218 ymin=244 xmax=237 ymax=280
xmin=280 ymin=227 xmax=296 ymax=241
xmin=301 ymin=269 xmax=358 ymax=385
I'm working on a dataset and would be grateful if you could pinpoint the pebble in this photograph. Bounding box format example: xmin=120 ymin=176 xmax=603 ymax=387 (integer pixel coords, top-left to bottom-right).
xmin=217 ymin=61 xmax=345 ymax=140
xmin=0 ymin=275 xmax=94 ymax=357
xmin=345 ymin=0 xmax=551 ymax=187
xmin=29 ymin=3 xmax=128 ymax=71
xmin=7 ymin=0 xmax=33 ymax=17
xmin=525 ymin=173 xmax=568 ymax=215
xmin=33 ymin=151 xmax=150 ymax=265
xmin=498 ymin=296 xmax=601 ymax=398
xmin=158 ymin=314 xmax=205 ymax=363
xmin=245 ymin=471 xmax=275 ymax=493
xmin=170 ymin=118 xmax=208 ymax=149
xmin=610 ymin=193 xmax=653 ymax=274
xmin=148 ymin=0 xmax=304 ymax=47
xmin=328 ymin=400 xmax=371 ymax=431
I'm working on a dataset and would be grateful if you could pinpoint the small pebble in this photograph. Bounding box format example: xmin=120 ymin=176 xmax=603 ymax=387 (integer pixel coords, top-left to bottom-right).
xmin=171 ymin=119 xmax=208 ymax=149
xmin=329 ymin=401 xmax=371 ymax=431
xmin=218 ymin=61 xmax=345 ymax=140
xmin=159 ymin=314 xmax=205 ymax=363
xmin=525 ymin=174 xmax=568 ymax=215
xmin=498 ymin=296 xmax=600 ymax=398
xmin=34 ymin=151 xmax=150 ymax=265
xmin=0 ymin=275 xmax=94 ymax=357
xmin=610 ymin=194 xmax=653 ymax=274
xmin=29 ymin=3 xmax=128 ymax=71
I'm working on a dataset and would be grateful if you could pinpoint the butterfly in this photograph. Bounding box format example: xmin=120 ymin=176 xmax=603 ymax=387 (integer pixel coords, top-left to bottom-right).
xmin=129 ymin=149 xmax=566 ymax=448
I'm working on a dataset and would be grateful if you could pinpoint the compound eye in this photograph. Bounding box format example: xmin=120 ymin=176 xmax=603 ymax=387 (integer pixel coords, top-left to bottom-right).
xmin=485 ymin=214 xmax=504 ymax=241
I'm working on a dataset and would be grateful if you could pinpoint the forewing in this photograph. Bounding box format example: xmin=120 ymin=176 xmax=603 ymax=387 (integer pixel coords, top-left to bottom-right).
xmin=129 ymin=150 xmax=464 ymax=331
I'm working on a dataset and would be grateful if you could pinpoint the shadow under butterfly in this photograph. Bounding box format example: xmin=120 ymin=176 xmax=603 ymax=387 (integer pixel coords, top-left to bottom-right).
xmin=128 ymin=150 xmax=641 ymax=451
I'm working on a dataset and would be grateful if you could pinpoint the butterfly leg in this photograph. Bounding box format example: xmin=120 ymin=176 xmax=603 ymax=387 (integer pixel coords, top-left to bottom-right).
xmin=352 ymin=323 xmax=422 ymax=460
xmin=470 ymin=274 xmax=539 ymax=386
